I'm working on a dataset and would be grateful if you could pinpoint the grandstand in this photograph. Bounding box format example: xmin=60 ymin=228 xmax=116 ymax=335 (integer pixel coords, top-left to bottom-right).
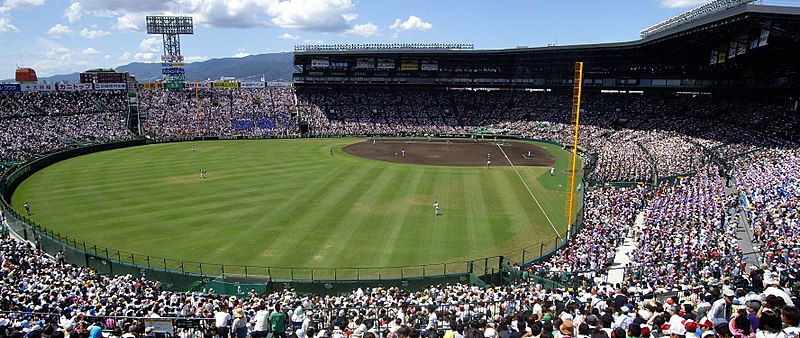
xmin=0 ymin=1 xmax=799 ymax=338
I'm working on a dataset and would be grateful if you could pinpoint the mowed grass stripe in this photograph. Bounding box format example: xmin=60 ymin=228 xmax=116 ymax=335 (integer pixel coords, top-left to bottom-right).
xmin=268 ymin=164 xmax=383 ymax=266
xmin=463 ymin=171 xmax=490 ymax=262
xmin=13 ymin=138 xmax=574 ymax=269
xmin=373 ymin=168 xmax=425 ymax=267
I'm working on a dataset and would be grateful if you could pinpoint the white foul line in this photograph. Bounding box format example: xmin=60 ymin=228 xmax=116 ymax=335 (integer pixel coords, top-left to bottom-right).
xmin=496 ymin=144 xmax=563 ymax=240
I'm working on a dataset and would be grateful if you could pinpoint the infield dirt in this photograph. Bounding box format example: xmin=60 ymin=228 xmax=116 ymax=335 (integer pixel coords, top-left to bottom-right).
xmin=343 ymin=139 xmax=555 ymax=167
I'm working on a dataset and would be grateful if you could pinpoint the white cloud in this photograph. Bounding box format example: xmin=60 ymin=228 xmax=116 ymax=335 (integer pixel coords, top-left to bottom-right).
xmin=139 ymin=37 xmax=161 ymax=53
xmin=47 ymin=24 xmax=73 ymax=37
xmin=302 ymin=39 xmax=323 ymax=44
xmin=104 ymin=54 xmax=111 ymax=60
xmin=63 ymin=0 xmax=361 ymax=32
xmin=119 ymin=51 xmax=131 ymax=60
xmin=269 ymin=0 xmax=354 ymax=31
xmin=64 ymin=2 xmax=82 ymax=22
xmin=82 ymin=47 xmax=100 ymax=55
xmin=79 ymin=27 xmax=111 ymax=39
xmin=278 ymin=32 xmax=300 ymax=41
xmin=184 ymin=55 xmax=208 ymax=63
xmin=134 ymin=52 xmax=157 ymax=61
xmin=342 ymin=13 xmax=357 ymax=21
xmin=345 ymin=23 xmax=379 ymax=37
xmin=658 ymin=0 xmax=712 ymax=8
xmin=114 ymin=13 xmax=145 ymax=31
xmin=4 ymin=0 xmax=45 ymax=8
xmin=390 ymin=15 xmax=432 ymax=32
xmin=233 ymin=49 xmax=250 ymax=58
xmin=0 ymin=16 xmax=19 ymax=33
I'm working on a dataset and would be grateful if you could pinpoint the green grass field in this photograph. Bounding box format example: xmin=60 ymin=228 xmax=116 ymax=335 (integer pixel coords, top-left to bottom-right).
xmin=12 ymin=138 xmax=580 ymax=272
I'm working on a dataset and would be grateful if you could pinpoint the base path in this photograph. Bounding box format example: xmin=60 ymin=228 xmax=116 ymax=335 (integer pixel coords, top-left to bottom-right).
xmin=343 ymin=139 xmax=555 ymax=167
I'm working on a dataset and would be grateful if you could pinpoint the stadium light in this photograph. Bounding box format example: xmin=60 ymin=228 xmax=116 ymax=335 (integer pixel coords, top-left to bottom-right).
xmin=293 ymin=43 xmax=475 ymax=52
xmin=640 ymin=0 xmax=756 ymax=38
xmin=146 ymin=16 xmax=194 ymax=57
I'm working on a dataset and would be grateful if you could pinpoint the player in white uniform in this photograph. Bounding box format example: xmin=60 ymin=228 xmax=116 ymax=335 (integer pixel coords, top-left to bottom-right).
xmin=434 ymin=202 xmax=440 ymax=216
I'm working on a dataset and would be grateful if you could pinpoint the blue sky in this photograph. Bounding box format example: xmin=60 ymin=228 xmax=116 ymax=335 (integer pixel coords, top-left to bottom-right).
xmin=0 ymin=0 xmax=789 ymax=78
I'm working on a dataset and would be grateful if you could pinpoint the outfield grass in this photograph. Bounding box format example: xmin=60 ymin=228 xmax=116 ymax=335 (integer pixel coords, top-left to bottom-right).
xmin=12 ymin=138 xmax=580 ymax=272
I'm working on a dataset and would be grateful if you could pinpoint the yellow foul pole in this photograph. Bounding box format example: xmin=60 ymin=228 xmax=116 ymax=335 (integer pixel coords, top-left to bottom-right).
xmin=566 ymin=62 xmax=584 ymax=236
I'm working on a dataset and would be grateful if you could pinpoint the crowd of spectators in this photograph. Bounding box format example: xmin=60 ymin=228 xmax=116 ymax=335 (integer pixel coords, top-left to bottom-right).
xmin=1 ymin=233 xmax=798 ymax=338
xmin=625 ymin=165 xmax=742 ymax=288
xmin=734 ymin=147 xmax=799 ymax=284
xmin=1 ymin=87 xmax=800 ymax=338
xmin=0 ymin=91 xmax=133 ymax=162
xmin=528 ymin=185 xmax=649 ymax=281
xmin=140 ymin=88 xmax=295 ymax=139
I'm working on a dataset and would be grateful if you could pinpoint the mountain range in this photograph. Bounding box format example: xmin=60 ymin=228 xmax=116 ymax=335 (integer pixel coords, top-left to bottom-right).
xmin=6 ymin=52 xmax=295 ymax=83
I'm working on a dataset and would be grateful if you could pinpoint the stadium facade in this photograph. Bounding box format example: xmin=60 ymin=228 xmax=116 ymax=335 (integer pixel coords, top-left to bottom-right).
xmin=293 ymin=3 xmax=800 ymax=92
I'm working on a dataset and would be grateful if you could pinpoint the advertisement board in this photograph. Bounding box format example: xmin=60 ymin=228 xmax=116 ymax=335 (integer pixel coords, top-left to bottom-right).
xmin=0 ymin=83 xmax=22 ymax=92
xmin=94 ymin=83 xmax=126 ymax=90
xmin=355 ymin=58 xmax=374 ymax=69
xmin=311 ymin=59 xmax=330 ymax=68
xmin=400 ymin=61 xmax=418 ymax=71
xmin=377 ymin=59 xmax=395 ymax=70
xmin=57 ymin=83 xmax=93 ymax=91
xmin=161 ymin=55 xmax=184 ymax=62
xmin=21 ymin=83 xmax=56 ymax=92
xmin=212 ymin=82 xmax=240 ymax=88
xmin=240 ymin=82 xmax=266 ymax=88
xmin=185 ymin=82 xmax=212 ymax=89
xmin=162 ymin=67 xmax=186 ymax=75
xmin=421 ymin=62 xmax=438 ymax=71
xmin=140 ymin=82 xmax=165 ymax=89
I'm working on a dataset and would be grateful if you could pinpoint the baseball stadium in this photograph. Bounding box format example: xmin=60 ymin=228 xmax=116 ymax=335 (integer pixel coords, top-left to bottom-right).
xmin=0 ymin=0 xmax=799 ymax=337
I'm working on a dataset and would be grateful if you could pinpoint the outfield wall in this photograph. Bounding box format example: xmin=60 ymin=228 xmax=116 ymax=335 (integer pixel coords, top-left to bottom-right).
xmin=0 ymin=136 xmax=582 ymax=294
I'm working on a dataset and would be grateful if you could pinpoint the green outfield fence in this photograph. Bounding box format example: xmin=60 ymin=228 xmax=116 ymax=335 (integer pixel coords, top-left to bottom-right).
xmin=0 ymin=135 xmax=585 ymax=294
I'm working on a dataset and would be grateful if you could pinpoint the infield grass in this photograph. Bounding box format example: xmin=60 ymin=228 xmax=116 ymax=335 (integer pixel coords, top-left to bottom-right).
xmin=12 ymin=138 xmax=580 ymax=274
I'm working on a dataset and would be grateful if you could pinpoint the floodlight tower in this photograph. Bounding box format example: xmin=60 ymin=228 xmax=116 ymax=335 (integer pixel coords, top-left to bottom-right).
xmin=146 ymin=15 xmax=193 ymax=58
xmin=146 ymin=16 xmax=193 ymax=88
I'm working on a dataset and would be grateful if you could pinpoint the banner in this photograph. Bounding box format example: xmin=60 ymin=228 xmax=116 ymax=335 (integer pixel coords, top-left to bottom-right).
xmin=21 ymin=83 xmax=56 ymax=92
xmin=728 ymin=42 xmax=738 ymax=59
xmin=267 ymin=81 xmax=288 ymax=87
xmin=161 ymin=63 xmax=185 ymax=67
xmin=240 ymin=81 xmax=266 ymax=88
xmin=710 ymin=50 xmax=718 ymax=65
xmin=94 ymin=83 xmax=126 ymax=90
xmin=57 ymin=83 xmax=93 ymax=91
xmin=185 ymin=82 xmax=211 ymax=89
xmin=212 ymin=81 xmax=240 ymax=88
xmin=758 ymin=29 xmax=769 ymax=47
xmin=0 ymin=83 xmax=21 ymax=92
xmin=311 ymin=59 xmax=329 ymax=68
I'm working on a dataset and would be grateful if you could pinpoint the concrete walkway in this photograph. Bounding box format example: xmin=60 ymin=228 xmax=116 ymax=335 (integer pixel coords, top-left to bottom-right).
xmin=726 ymin=183 xmax=761 ymax=268
xmin=603 ymin=211 xmax=645 ymax=285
